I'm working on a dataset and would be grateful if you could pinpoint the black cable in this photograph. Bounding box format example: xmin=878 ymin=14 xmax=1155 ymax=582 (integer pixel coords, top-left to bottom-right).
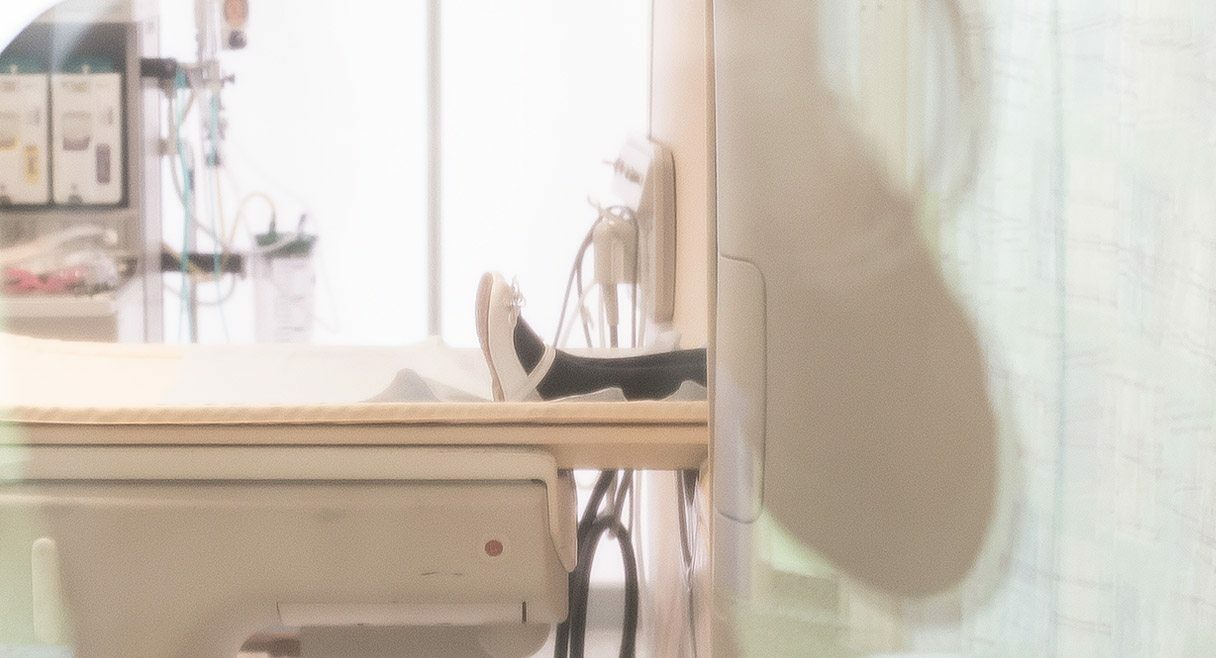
xmin=618 ymin=525 xmax=640 ymax=658
xmin=556 ymin=469 xmax=642 ymax=658
xmin=569 ymin=516 xmax=639 ymax=658
xmin=569 ymin=489 xmax=614 ymax=650
xmin=556 ymin=470 xmax=617 ymax=658
xmin=579 ymin=471 xmax=617 ymax=541
xmin=612 ymin=470 xmax=634 ymax=524
xmin=565 ymin=521 xmax=599 ymax=655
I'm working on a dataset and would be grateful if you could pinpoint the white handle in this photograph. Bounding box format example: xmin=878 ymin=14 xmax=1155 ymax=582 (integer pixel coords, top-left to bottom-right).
xmin=31 ymin=537 xmax=66 ymax=645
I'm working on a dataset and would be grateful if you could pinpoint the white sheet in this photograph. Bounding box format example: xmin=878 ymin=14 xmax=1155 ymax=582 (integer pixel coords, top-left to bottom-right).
xmin=0 ymin=334 xmax=492 ymax=409
xmin=0 ymin=332 xmax=710 ymax=420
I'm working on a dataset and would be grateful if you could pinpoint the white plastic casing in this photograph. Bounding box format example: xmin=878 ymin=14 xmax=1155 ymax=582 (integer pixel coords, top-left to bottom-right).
xmin=712 ymin=0 xmax=820 ymax=599
xmin=51 ymin=70 xmax=123 ymax=205
xmin=0 ymin=446 xmax=576 ymax=656
xmin=610 ymin=136 xmax=677 ymax=327
xmin=713 ymin=257 xmax=766 ymax=524
xmin=0 ymin=70 xmax=49 ymax=204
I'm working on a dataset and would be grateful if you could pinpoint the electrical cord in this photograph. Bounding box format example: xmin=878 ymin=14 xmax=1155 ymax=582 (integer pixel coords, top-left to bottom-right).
xmin=169 ymin=111 xmax=224 ymax=340
xmin=232 ymin=192 xmax=278 ymax=244
xmin=555 ymin=202 xmax=640 ymax=350
xmin=557 ymin=282 xmax=602 ymax=349
xmin=165 ymin=84 xmax=278 ymax=341
xmin=555 ymin=222 xmax=597 ymax=347
xmin=677 ymin=471 xmax=695 ymax=570
xmin=569 ymin=516 xmax=639 ymax=658
xmin=596 ymin=204 xmax=638 ymax=350
xmin=612 ymin=470 xmax=634 ymax=527
xmin=202 ymin=93 xmax=231 ymax=341
xmin=556 ymin=469 xmax=640 ymax=658
xmin=163 ymin=63 xmax=311 ymax=343
xmin=169 ymin=75 xmax=234 ymax=341
xmin=672 ymin=470 xmax=705 ymax=658
xmin=555 ymin=470 xmax=615 ymax=657
xmin=173 ymin=75 xmax=197 ymax=342
xmin=568 ymin=476 xmax=636 ymax=657
xmin=552 ymin=200 xmax=647 ymax=657
xmin=174 ymin=85 xmax=234 ymax=252
xmin=576 ymin=259 xmax=594 ymax=347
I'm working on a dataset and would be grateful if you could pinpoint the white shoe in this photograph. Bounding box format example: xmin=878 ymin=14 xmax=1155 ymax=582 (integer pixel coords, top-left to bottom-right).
xmin=476 ymin=272 xmax=556 ymax=401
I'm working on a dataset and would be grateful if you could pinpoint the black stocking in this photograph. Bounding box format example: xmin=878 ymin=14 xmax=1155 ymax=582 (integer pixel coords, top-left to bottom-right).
xmin=513 ymin=319 xmax=707 ymax=401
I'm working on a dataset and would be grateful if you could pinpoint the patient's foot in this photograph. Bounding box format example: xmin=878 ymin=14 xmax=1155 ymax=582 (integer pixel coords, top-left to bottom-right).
xmin=476 ymin=272 xmax=556 ymax=401
xmin=476 ymin=272 xmax=709 ymax=402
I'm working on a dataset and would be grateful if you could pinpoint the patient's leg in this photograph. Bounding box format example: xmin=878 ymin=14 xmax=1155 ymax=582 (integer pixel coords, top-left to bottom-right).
xmin=512 ymin=315 xmax=707 ymax=401
xmin=477 ymin=271 xmax=706 ymax=401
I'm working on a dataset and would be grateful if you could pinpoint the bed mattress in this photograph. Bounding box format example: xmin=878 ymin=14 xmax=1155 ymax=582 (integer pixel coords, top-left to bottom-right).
xmin=0 ymin=334 xmax=709 ymax=469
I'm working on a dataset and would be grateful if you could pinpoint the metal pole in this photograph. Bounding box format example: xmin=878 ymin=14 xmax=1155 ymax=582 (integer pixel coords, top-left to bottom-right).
xmin=426 ymin=0 xmax=443 ymax=338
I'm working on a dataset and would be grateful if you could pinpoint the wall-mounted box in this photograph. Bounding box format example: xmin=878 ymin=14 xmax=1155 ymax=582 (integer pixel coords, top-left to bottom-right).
xmin=0 ymin=67 xmax=50 ymax=205
xmin=52 ymin=64 xmax=124 ymax=206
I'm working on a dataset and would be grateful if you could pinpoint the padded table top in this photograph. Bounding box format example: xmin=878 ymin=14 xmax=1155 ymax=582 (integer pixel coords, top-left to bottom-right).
xmin=0 ymin=333 xmax=709 ymax=469
xmin=0 ymin=401 xmax=710 ymax=470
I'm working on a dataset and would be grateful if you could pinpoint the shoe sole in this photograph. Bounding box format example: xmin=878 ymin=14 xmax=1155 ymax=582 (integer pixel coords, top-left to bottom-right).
xmin=476 ymin=273 xmax=505 ymax=401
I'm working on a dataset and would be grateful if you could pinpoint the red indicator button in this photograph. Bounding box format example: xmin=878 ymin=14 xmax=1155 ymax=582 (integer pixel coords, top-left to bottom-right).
xmin=484 ymin=540 xmax=504 ymax=558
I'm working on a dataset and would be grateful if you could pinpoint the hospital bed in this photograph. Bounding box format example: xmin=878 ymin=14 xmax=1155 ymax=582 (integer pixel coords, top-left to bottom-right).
xmin=0 ymin=334 xmax=708 ymax=657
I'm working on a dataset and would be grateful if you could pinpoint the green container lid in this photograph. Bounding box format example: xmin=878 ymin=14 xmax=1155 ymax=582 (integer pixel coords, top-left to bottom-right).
xmin=0 ymin=56 xmax=48 ymax=74
xmin=255 ymin=231 xmax=317 ymax=258
xmin=59 ymin=56 xmax=117 ymax=75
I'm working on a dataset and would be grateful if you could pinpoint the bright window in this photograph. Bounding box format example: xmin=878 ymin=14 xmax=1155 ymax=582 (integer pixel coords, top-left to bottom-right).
xmin=155 ymin=0 xmax=651 ymax=346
